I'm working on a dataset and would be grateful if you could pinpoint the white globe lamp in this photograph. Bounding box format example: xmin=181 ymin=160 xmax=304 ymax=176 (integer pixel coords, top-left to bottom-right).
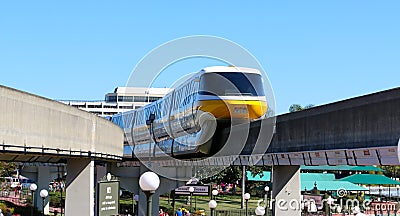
xmin=209 ymin=200 xmax=217 ymax=216
xmin=139 ymin=171 xmax=160 ymax=192
xmin=39 ymin=189 xmax=48 ymax=198
xmin=255 ymin=206 xmax=266 ymax=215
xmin=30 ymin=183 xmax=37 ymax=192
xmin=139 ymin=172 xmax=160 ymax=216
xmin=39 ymin=189 xmax=48 ymax=215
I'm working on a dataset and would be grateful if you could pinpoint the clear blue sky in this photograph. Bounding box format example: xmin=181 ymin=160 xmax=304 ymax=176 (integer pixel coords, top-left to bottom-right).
xmin=1 ymin=1 xmax=399 ymax=114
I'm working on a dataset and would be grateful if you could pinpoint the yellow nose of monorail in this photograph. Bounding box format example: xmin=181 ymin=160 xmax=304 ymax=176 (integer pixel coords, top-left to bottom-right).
xmin=196 ymin=100 xmax=268 ymax=120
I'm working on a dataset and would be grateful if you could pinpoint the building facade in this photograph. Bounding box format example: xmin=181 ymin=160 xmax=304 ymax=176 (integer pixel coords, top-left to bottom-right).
xmin=60 ymin=87 xmax=171 ymax=118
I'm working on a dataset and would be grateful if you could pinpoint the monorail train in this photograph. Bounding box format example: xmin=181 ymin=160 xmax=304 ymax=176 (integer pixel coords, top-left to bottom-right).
xmin=111 ymin=66 xmax=268 ymax=158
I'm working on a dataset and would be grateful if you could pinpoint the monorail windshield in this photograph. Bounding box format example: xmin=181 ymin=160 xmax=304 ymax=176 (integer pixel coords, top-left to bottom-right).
xmin=199 ymin=72 xmax=265 ymax=96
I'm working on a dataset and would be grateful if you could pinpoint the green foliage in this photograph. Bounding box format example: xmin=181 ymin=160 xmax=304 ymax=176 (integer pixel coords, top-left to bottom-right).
xmin=201 ymin=166 xmax=243 ymax=184
xmin=49 ymin=191 xmax=64 ymax=207
xmin=0 ymin=202 xmax=14 ymax=214
xmin=379 ymin=165 xmax=399 ymax=178
xmin=0 ymin=162 xmax=18 ymax=177
xmin=0 ymin=200 xmax=43 ymax=215
xmin=289 ymin=104 xmax=315 ymax=112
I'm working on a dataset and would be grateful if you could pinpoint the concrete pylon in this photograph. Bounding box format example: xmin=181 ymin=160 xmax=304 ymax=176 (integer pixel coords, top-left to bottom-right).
xmin=65 ymin=158 xmax=95 ymax=216
xmin=271 ymin=165 xmax=301 ymax=216
xmin=137 ymin=164 xmax=190 ymax=216
xmin=37 ymin=166 xmax=51 ymax=215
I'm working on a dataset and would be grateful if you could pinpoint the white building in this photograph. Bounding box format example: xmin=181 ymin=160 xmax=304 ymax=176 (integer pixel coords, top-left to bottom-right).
xmin=60 ymin=87 xmax=171 ymax=118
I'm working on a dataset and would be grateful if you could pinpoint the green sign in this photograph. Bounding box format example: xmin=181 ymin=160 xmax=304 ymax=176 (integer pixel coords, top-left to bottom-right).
xmin=97 ymin=180 xmax=119 ymax=216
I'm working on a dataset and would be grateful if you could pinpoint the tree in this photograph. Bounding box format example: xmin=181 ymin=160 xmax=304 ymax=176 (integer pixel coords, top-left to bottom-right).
xmin=200 ymin=165 xmax=269 ymax=185
xmin=289 ymin=104 xmax=315 ymax=112
xmin=0 ymin=162 xmax=17 ymax=177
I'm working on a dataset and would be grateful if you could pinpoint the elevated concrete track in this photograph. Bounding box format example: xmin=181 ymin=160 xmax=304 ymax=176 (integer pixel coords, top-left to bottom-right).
xmin=0 ymin=85 xmax=124 ymax=162
xmin=121 ymin=87 xmax=400 ymax=167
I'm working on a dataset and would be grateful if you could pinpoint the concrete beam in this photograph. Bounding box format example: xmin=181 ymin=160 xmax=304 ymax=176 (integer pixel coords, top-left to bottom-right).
xmin=0 ymin=85 xmax=124 ymax=161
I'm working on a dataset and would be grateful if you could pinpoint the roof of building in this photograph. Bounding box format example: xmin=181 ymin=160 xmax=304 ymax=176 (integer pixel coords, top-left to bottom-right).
xmin=246 ymin=166 xmax=382 ymax=182
xmin=247 ymin=171 xmax=368 ymax=191
xmin=338 ymin=174 xmax=400 ymax=185
xmin=302 ymin=180 xmax=368 ymax=191
xmin=112 ymin=87 xmax=171 ymax=95
xmin=246 ymin=171 xmax=271 ymax=181
xmin=301 ymin=165 xmax=382 ymax=172
xmin=301 ymin=173 xmax=335 ymax=181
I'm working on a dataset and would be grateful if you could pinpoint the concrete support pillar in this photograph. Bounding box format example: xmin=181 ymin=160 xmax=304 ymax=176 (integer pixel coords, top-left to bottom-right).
xmin=271 ymin=165 xmax=301 ymax=216
xmin=65 ymin=158 xmax=95 ymax=216
xmin=137 ymin=165 xmax=189 ymax=216
xmin=37 ymin=166 xmax=51 ymax=215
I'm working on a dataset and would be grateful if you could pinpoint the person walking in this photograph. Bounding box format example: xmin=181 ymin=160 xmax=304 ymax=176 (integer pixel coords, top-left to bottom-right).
xmin=175 ymin=208 xmax=183 ymax=216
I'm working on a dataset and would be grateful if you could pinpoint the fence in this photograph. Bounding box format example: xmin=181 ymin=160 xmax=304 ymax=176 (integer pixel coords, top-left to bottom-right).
xmin=0 ymin=187 xmax=30 ymax=206
xmin=199 ymin=209 xmax=273 ymax=216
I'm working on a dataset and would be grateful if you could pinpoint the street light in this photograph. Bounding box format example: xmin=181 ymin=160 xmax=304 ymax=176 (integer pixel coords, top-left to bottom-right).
xmin=133 ymin=194 xmax=139 ymax=215
xmin=244 ymin=193 xmax=251 ymax=216
xmin=379 ymin=185 xmax=384 ymax=215
xmin=209 ymin=200 xmax=217 ymax=216
xmin=255 ymin=206 xmax=266 ymax=216
xmin=39 ymin=189 xmax=48 ymax=216
xmin=29 ymin=183 xmax=37 ymax=216
xmin=264 ymin=186 xmax=270 ymax=216
xmin=189 ymin=186 xmax=195 ymax=213
xmin=139 ymin=171 xmax=160 ymax=216
xmin=212 ymin=188 xmax=219 ymax=200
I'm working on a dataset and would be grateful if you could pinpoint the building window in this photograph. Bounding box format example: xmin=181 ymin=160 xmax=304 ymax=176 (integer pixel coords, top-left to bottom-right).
xmin=119 ymin=105 xmax=134 ymax=109
xmin=134 ymin=96 xmax=148 ymax=102
xmin=118 ymin=96 xmax=134 ymax=102
xmin=107 ymin=96 xmax=117 ymax=102
xmin=104 ymin=112 xmax=118 ymax=115
xmin=104 ymin=105 xmax=117 ymax=109
xmin=148 ymin=97 xmax=161 ymax=102
xmin=88 ymin=105 xmax=102 ymax=108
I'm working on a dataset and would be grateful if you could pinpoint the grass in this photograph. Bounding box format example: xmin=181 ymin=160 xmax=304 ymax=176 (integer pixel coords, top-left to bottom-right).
xmin=120 ymin=194 xmax=267 ymax=215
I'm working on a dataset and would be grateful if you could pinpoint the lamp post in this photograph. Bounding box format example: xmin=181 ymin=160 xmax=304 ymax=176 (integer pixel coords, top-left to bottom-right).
xmin=188 ymin=186 xmax=195 ymax=213
xmin=255 ymin=206 xmax=266 ymax=216
xmin=244 ymin=193 xmax=251 ymax=216
xmin=212 ymin=188 xmax=219 ymax=200
xmin=396 ymin=185 xmax=400 ymax=216
xmin=379 ymin=185 xmax=384 ymax=215
xmin=209 ymin=200 xmax=217 ymax=216
xmin=29 ymin=183 xmax=37 ymax=216
xmin=264 ymin=186 xmax=269 ymax=216
xmin=134 ymin=194 xmax=139 ymax=215
xmin=139 ymin=171 xmax=160 ymax=216
xmin=39 ymin=189 xmax=48 ymax=216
